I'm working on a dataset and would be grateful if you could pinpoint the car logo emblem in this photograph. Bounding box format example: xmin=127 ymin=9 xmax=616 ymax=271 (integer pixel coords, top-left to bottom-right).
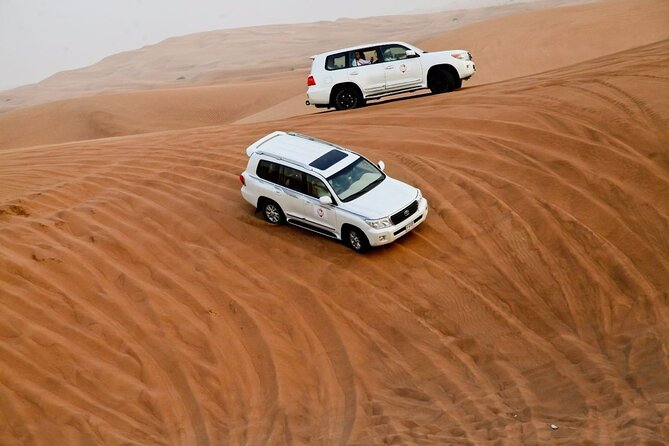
xmin=404 ymin=209 xmax=410 ymax=217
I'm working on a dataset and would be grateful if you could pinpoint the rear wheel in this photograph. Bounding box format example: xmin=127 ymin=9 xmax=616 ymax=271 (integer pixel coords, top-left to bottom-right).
xmin=428 ymin=68 xmax=456 ymax=94
xmin=333 ymin=86 xmax=365 ymax=110
xmin=344 ymin=226 xmax=370 ymax=253
xmin=260 ymin=199 xmax=285 ymax=225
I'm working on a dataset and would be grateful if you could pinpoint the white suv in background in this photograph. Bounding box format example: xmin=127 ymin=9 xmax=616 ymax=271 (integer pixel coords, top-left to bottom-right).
xmin=239 ymin=131 xmax=428 ymax=252
xmin=306 ymin=41 xmax=476 ymax=110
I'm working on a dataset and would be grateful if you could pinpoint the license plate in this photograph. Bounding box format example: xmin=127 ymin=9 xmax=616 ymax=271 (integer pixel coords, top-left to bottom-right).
xmin=405 ymin=221 xmax=414 ymax=232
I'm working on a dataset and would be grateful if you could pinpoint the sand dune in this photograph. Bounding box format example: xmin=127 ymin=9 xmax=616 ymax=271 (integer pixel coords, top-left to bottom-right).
xmin=0 ymin=71 xmax=309 ymax=149
xmin=0 ymin=0 xmax=589 ymax=114
xmin=1 ymin=19 xmax=668 ymax=444
xmin=3 ymin=0 xmax=668 ymax=151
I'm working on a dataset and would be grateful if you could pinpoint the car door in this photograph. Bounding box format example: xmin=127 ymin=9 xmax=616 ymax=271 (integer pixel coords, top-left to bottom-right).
xmin=348 ymin=47 xmax=386 ymax=95
xmin=263 ymin=162 xmax=305 ymax=220
xmin=300 ymin=173 xmax=338 ymax=232
xmin=381 ymin=44 xmax=423 ymax=91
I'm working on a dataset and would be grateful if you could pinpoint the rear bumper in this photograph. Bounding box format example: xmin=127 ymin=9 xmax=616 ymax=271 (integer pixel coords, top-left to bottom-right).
xmin=241 ymin=186 xmax=258 ymax=208
xmin=307 ymin=86 xmax=331 ymax=106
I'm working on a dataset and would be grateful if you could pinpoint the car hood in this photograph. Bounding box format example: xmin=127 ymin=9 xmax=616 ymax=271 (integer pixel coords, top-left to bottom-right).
xmin=423 ymin=49 xmax=469 ymax=60
xmin=341 ymin=177 xmax=418 ymax=219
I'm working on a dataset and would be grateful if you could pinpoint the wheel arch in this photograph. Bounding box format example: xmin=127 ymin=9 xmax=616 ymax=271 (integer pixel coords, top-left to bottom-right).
xmin=329 ymin=82 xmax=364 ymax=106
xmin=340 ymin=222 xmax=357 ymax=239
xmin=256 ymin=195 xmax=272 ymax=211
xmin=427 ymin=64 xmax=460 ymax=82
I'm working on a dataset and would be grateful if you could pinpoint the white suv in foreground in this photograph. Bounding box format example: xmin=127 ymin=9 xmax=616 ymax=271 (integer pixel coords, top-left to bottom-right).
xmin=240 ymin=131 xmax=428 ymax=252
xmin=306 ymin=41 xmax=476 ymax=110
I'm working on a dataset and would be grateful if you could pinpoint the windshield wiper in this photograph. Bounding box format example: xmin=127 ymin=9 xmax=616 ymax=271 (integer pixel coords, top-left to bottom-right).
xmin=344 ymin=176 xmax=384 ymax=202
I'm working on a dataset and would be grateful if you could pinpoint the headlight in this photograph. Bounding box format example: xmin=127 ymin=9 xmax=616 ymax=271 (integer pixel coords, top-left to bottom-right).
xmin=451 ymin=52 xmax=471 ymax=61
xmin=416 ymin=189 xmax=422 ymax=202
xmin=365 ymin=217 xmax=392 ymax=229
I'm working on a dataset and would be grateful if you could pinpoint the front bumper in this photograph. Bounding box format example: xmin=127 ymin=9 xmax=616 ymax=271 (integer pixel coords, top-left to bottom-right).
xmin=367 ymin=197 xmax=429 ymax=246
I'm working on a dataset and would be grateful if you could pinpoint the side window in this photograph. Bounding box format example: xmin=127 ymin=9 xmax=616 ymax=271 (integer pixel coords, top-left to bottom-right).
xmin=350 ymin=47 xmax=380 ymax=67
xmin=278 ymin=165 xmax=305 ymax=192
xmin=256 ymin=160 xmax=304 ymax=192
xmin=325 ymin=52 xmax=347 ymax=71
xmin=305 ymin=174 xmax=333 ymax=201
xmin=381 ymin=44 xmax=412 ymax=62
xmin=256 ymin=159 xmax=280 ymax=183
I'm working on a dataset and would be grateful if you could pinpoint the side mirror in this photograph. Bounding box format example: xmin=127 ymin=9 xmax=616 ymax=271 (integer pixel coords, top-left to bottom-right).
xmin=405 ymin=50 xmax=417 ymax=58
xmin=319 ymin=195 xmax=333 ymax=205
xmin=377 ymin=160 xmax=385 ymax=171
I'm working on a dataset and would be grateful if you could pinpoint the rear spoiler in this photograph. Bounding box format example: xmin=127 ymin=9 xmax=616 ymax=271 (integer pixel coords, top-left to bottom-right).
xmin=245 ymin=131 xmax=286 ymax=157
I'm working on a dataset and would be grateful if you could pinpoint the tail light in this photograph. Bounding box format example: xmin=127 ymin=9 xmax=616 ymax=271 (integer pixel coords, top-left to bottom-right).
xmin=239 ymin=173 xmax=246 ymax=186
xmin=307 ymin=75 xmax=316 ymax=86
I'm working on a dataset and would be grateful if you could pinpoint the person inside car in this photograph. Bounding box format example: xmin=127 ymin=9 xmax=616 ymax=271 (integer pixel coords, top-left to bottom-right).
xmin=352 ymin=51 xmax=374 ymax=66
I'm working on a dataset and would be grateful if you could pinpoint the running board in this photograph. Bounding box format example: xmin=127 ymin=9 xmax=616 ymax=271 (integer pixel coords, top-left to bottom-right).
xmin=366 ymin=86 xmax=423 ymax=99
xmin=287 ymin=219 xmax=338 ymax=238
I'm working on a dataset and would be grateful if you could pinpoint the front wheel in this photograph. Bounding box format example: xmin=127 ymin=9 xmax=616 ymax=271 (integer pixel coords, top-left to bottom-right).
xmin=344 ymin=226 xmax=370 ymax=253
xmin=428 ymin=68 xmax=456 ymax=94
xmin=260 ymin=199 xmax=285 ymax=225
xmin=333 ymin=87 xmax=364 ymax=111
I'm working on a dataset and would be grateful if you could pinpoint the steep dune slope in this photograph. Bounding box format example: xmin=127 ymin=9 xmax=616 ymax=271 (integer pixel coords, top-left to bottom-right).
xmin=1 ymin=38 xmax=667 ymax=445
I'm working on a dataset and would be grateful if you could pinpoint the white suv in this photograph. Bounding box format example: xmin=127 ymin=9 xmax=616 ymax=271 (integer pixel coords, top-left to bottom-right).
xmin=239 ymin=131 xmax=428 ymax=252
xmin=306 ymin=41 xmax=476 ymax=110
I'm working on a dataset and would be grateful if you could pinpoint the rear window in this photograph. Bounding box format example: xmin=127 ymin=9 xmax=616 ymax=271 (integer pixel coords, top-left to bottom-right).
xmin=325 ymin=52 xmax=347 ymax=71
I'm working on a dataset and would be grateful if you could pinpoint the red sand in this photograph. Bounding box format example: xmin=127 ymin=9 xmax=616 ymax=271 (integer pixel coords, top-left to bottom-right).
xmin=1 ymin=0 xmax=668 ymax=444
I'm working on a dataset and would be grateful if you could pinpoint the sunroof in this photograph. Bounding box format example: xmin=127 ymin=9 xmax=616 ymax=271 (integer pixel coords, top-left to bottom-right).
xmin=309 ymin=149 xmax=348 ymax=170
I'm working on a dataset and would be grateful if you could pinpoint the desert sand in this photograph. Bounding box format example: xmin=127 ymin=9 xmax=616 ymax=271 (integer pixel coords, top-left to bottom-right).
xmin=1 ymin=0 xmax=668 ymax=445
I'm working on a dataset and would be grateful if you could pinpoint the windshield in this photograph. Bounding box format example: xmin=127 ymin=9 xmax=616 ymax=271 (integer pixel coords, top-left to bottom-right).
xmin=327 ymin=157 xmax=385 ymax=202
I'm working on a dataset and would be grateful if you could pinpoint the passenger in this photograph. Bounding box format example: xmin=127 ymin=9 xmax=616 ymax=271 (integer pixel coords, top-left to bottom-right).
xmin=352 ymin=51 xmax=374 ymax=66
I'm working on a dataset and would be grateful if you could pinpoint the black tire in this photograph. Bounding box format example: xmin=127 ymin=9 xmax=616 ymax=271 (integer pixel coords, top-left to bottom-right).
xmin=344 ymin=226 xmax=370 ymax=252
xmin=260 ymin=199 xmax=285 ymax=225
xmin=333 ymin=86 xmax=364 ymax=110
xmin=428 ymin=68 xmax=456 ymax=94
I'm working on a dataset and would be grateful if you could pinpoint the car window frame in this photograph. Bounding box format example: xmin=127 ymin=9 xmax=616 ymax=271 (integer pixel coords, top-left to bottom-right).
xmin=256 ymin=159 xmax=306 ymax=194
xmin=349 ymin=46 xmax=383 ymax=68
xmin=379 ymin=44 xmax=417 ymax=63
xmin=305 ymin=173 xmax=336 ymax=204
xmin=325 ymin=52 xmax=348 ymax=71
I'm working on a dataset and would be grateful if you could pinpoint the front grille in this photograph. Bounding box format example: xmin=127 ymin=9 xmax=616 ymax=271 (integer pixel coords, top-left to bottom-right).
xmin=390 ymin=200 xmax=418 ymax=225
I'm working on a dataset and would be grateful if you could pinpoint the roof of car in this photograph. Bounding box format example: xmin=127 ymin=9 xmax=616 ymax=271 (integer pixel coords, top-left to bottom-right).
xmin=310 ymin=41 xmax=417 ymax=59
xmin=246 ymin=131 xmax=359 ymax=176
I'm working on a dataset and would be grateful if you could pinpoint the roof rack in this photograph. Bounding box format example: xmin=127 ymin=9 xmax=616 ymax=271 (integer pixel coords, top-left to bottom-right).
xmin=286 ymin=132 xmax=353 ymax=154
xmin=254 ymin=150 xmax=314 ymax=172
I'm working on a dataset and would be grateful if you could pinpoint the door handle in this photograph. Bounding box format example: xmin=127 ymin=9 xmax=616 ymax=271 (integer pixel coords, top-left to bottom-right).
xmin=385 ymin=66 xmax=394 ymax=70
xmin=350 ymin=71 xmax=359 ymax=76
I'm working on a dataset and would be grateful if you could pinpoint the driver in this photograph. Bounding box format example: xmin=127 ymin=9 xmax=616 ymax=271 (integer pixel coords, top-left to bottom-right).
xmin=352 ymin=51 xmax=374 ymax=66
